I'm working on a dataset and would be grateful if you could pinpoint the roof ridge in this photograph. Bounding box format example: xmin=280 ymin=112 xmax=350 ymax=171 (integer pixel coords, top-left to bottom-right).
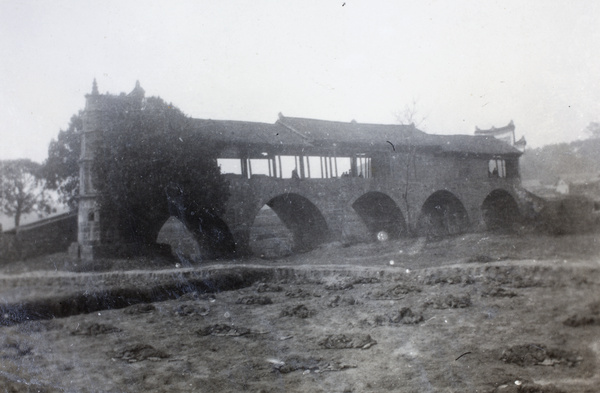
xmin=281 ymin=114 xmax=416 ymax=128
xmin=475 ymin=120 xmax=515 ymax=133
xmin=191 ymin=118 xmax=276 ymax=127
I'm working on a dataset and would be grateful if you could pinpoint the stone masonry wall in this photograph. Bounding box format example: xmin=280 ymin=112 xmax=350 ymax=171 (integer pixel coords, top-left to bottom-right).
xmin=0 ymin=213 xmax=77 ymax=263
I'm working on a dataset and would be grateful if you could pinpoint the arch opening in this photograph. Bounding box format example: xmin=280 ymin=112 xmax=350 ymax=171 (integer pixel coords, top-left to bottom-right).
xmin=250 ymin=193 xmax=330 ymax=257
xmin=352 ymin=192 xmax=407 ymax=240
xmin=249 ymin=205 xmax=294 ymax=258
xmin=417 ymin=190 xmax=469 ymax=237
xmin=482 ymin=189 xmax=521 ymax=232
xmin=154 ymin=210 xmax=236 ymax=262
xmin=156 ymin=216 xmax=202 ymax=262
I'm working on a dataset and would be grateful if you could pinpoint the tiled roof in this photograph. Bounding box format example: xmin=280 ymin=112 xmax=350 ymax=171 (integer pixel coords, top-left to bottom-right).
xmin=279 ymin=115 xmax=521 ymax=156
xmin=430 ymin=134 xmax=522 ymax=156
xmin=190 ymin=118 xmax=310 ymax=148
xmin=277 ymin=115 xmax=424 ymax=147
xmin=190 ymin=115 xmax=522 ymax=156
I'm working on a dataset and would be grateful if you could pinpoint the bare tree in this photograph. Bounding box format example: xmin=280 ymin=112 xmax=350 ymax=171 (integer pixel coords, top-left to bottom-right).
xmin=395 ymin=99 xmax=427 ymax=235
xmin=395 ymin=98 xmax=427 ymax=128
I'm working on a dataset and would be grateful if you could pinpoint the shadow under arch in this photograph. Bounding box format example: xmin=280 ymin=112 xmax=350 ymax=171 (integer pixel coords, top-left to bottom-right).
xmin=352 ymin=191 xmax=407 ymax=240
xmin=154 ymin=210 xmax=237 ymax=261
xmin=103 ymin=182 xmax=236 ymax=260
xmin=250 ymin=193 xmax=330 ymax=256
xmin=417 ymin=190 xmax=469 ymax=237
xmin=481 ymin=189 xmax=522 ymax=232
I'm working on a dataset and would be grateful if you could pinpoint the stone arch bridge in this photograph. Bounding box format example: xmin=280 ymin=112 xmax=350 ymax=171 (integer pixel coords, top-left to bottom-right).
xmin=73 ymin=83 xmax=525 ymax=260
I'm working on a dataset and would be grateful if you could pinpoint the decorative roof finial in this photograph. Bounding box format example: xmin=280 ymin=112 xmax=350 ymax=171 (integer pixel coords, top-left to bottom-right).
xmin=91 ymin=78 xmax=99 ymax=95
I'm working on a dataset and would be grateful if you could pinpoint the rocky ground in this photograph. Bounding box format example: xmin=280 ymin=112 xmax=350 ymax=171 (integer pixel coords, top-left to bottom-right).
xmin=0 ymin=233 xmax=599 ymax=392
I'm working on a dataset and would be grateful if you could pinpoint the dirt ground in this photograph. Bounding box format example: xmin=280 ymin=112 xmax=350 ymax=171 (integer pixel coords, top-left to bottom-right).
xmin=0 ymin=233 xmax=599 ymax=392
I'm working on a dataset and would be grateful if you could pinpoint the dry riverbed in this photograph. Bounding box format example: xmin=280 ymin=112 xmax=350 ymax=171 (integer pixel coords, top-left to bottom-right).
xmin=0 ymin=233 xmax=599 ymax=392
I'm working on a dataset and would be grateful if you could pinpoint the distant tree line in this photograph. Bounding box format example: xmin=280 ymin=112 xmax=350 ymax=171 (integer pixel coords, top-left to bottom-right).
xmin=42 ymin=112 xmax=82 ymax=210
xmin=520 ymin=129 xmax=600 ymax=184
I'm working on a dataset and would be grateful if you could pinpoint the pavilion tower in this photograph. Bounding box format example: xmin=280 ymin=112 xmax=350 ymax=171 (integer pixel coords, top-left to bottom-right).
xmin=69 ymin=80 xmax=145 ymax=260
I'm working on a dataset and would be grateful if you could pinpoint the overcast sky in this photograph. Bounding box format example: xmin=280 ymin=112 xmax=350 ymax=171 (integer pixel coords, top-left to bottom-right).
xmin=1 ymin=0 xmax=599 ymax=163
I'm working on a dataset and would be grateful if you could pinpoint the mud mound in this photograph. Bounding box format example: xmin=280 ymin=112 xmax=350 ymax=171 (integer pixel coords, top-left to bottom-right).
xmin=487 ymin=381 xmax=567 ymax=393
xmin=365 ymin=307 xmax=424 ymax=326
xmin=421 ymin=271 xmax=475 ymax=286
xmin=256 ymin=283 xmax=283 ymax=293
xmin=71 ymin=322 xmax=121 ymax=336
xmin=387 ymin=307 xmax=424 ymax=324
xmin=271 ymin=355 xmax=357 ymax=374
xmin=563 ymin=301 xmax=600 ymax=327
xmin=236 ymin=295 xmax=273 ymax=305
xmin=271 ymin=354 xmax=321 ymax=373
xmin=0 ymin=336 xmax=32 ymax=358
xmin=368 ymin=283 xmax=421 ymax=299
xmin=280 ymin=304 xmax=315 ymax=318
xmin=500 ymin=344 xmax=582 ymax=367
xmin=515 ymin=384 xmax=567 ymax=393
xmin=318 ymin=334 xmax=377 ymax=349
xmin=481 ymin=287 xmax=518 ymax=298
xmin=112 ymin=343 xmax=169 ymax=362
xmin=353 ymin=277 xmax=380 ymax=284
xmin=324 ymin=278 xmax=354 ymax=291
xmin=174 ymin=304 xmax=209 ymax=317
xmin=563 ymin=314 xmax=600 ymax=327
xmin=197 ymin=324 xmax=253 ymax=337
xmin=327 ymin=295 xmax=356 ymax=307
xmin=285 ymin=287 xmax=319 ymax=298
xmin=588 ymin=301 xmax=600 ymax=314
xmin=424 ymin=293 xmax=472 ymax=309
xmin=478 ymin=266 xmax=555 ymax=288
xmin=0 ymin=376 xmax=52 ymax=393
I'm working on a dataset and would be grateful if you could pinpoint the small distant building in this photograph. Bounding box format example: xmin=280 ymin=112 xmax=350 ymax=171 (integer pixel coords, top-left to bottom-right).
xmin=559 ymin=173 xmax=600 ymax=202
xmin=475 ymin=121 xmax=526 ymax=152
xmin=556 ymin=179 xmax=569 ymax=195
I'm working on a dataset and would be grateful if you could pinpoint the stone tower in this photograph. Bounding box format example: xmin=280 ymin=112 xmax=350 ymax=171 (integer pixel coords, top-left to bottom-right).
xmin=70 ymin=80 xmax=145 ymax=261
